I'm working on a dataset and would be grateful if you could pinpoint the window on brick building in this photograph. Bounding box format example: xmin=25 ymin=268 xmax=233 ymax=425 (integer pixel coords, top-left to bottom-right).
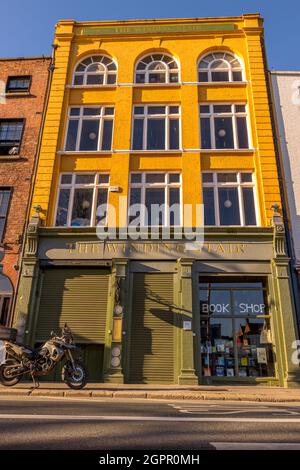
xmin=129 ymin=172 xmax=181 ymax=226
xmin=135 ymin=53 xmax=180 ymax=84
xmin=0 ymin=297 xmax=11 ymax=326
xmin=0 ymin=120 xmax=24 ymax=155
xmin=198 ymin=52 xmax=243 ymax=83
xmin=132 ymin=105 xmax=180 ymax=150
xmin=200 ymin=104 xmax=250 ymax=150
xmin=202 ymin=172 xmax=257 ymax=226
xmin=6 ymin=76 xmax=31 ymax=93
xmin=73 ymin=56 xmax=117 ymax=86
xmin=0 ymin=189 xmax=11 ymax=241
xmin=65 ymin=107 xmax=114 ymax=152
xmin=55 ymin=173 xmax=110 ymax=227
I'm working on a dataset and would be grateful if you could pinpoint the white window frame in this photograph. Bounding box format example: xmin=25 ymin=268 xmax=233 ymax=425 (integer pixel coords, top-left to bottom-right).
xmin=73 ymin=55 xmax=117 ymax=86
xmin=54 ymin=172 xmax=110 ymax=227
xmin=129 ymin=171 xmax=182 ymax=227
xmin=0 ymin=120 xmax=24 ymax=155
xmin=132 ymin=105 xmax=181 ymax=151
xmin=0 ymin=189 xmax=11 ymax=241
xmin=202 ymin=171 xmax=259 ymax=227
xmin=199 ymin=103 xmax=251 ymax=150
xmin=198 ymin=51 xmax=244 ymax=83
xmin=0 ymin=296 xmax=12 ymax=325
xmin=6 ymin=75 xmax=31 ymax=93
xmin=64 ymin=106 xmax=114 ymax=152
xmin=135 ymin=53 xmax=180 ymax=84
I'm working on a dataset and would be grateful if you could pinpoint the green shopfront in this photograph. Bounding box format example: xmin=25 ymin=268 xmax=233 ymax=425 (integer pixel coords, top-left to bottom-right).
xmin=13 ymin=211 xmax=300 ymax=387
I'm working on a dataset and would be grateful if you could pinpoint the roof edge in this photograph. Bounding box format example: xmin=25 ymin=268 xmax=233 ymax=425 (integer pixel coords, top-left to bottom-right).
xmin=56 ymin=13 xmax=263 ymax=28
xmin=270 ymin=70 xmax=300 ymax=75
xmin=0 ymin=56 xmax=51 ymax=62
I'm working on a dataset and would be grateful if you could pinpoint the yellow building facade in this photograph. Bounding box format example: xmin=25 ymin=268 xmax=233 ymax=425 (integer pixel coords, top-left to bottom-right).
xmin=15 ymin=14 xmax=300 ymax=386
xmin=33 ymin=15 xmax=281 ymax=225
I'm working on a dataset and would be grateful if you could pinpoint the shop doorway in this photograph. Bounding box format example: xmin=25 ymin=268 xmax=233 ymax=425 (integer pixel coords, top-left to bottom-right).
xmin=128 ymin=272 xmax=175 ymax=384
xmin=198 ymin=278 xmax=275 ymax=381
xmin=36 ymin=268 xmax=110 ymax=383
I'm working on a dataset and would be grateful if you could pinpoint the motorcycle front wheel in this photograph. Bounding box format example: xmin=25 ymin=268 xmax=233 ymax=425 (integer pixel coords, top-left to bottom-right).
xmin=0 ymin=359 xmax=22 ymax=386
xmin=62 ymin=360 xmax=88 ymax=390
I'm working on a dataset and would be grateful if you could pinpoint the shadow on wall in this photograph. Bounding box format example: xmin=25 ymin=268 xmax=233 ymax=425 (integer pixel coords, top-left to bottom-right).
xmin=128 ymin=273 xmax=191 ymax=384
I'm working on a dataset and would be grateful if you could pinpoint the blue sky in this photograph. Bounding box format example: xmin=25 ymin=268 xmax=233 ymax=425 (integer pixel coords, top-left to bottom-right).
xmin=0 ymin=0 xmax=298 ymax=70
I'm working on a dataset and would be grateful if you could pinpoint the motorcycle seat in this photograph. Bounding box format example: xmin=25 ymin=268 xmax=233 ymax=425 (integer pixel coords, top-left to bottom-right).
xmin=15 ymin=342 xmax=33 ymax=350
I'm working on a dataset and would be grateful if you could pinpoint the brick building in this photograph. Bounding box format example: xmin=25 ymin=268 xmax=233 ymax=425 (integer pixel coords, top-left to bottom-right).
xmin=15 ymin=15 xmax=300 ymax=386
xmin=0 ymin=57 xmax=51 ymax=326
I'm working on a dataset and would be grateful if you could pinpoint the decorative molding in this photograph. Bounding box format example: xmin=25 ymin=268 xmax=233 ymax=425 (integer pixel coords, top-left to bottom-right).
xmin=271 ymin=204 xmax=287 ymax=258
xmin=25 ymin=207 xmax=41 ymax=258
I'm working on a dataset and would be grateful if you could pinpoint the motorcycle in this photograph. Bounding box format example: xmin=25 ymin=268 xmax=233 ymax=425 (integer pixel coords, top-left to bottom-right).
xmin=0 ymin=324 xmax=88 ymax=390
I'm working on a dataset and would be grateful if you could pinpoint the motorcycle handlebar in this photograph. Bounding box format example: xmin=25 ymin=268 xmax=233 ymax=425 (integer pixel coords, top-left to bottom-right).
xmin=49 ymin=325 xmax=74 ymax=343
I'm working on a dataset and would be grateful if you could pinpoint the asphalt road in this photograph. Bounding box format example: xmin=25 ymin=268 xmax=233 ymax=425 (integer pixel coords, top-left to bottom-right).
xmin=1 ymin=396 xmax=300 ymax=450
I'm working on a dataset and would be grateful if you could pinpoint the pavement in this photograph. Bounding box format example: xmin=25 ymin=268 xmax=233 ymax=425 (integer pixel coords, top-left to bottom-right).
xmin=2 ymin=396 xmax=300 ymax=450
xmin=1 ymin=381 xmax=300 ymax=402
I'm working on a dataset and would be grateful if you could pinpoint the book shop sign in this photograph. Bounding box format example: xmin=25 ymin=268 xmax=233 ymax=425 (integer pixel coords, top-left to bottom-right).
xmin=201 ymin=303 xmax=266 ymax=314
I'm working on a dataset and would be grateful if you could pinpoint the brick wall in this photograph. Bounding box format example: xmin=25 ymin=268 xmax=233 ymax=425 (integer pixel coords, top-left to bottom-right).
xmin=0 ymin=57 xmax=51 ymax=290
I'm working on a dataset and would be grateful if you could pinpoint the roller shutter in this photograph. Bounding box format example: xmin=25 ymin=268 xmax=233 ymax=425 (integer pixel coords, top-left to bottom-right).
xmin=36 ymin=268 xmax=110 ymax=343
xmin=129 ymin=273 xmax=175 ymax=384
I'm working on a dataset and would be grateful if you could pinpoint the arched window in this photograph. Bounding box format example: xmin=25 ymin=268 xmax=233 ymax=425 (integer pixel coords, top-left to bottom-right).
xmin=135 ymin=53 xmax=179 ymax=84
xmin=73 ymin=55 xmax=117 ymax=86
xmin=198 ymin=52 xmax=243 ymax=83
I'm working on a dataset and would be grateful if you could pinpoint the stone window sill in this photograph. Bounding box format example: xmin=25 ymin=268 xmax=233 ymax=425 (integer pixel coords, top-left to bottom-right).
xmin=4 ymin=92 xmax=31 ymax=97
xmin=0 ymin=155 xmax=22 ymax=160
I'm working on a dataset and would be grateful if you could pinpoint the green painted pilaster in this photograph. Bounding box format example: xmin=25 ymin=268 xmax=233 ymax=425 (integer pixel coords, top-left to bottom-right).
xmin=104 ymin=259 xmax=128 ymax=383
xmin=13 ymin=209 xmax=41 ymax=346
xmin=271 ymin=207 xmax=300 ymax=387
xmin=178 ymin=258 xmax=198 ymax=385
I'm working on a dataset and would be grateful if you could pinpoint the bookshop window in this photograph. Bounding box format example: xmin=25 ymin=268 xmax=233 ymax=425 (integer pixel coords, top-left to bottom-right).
xmin=199 ymin=280 xmax=275 ymax=378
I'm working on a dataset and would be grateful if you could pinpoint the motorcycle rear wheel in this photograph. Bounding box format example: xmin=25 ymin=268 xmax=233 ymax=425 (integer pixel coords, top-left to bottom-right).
xmin=0 ymin=359 xmax=22 ymax=386
xmin=62 ymin=360 xmax=88 ymax=390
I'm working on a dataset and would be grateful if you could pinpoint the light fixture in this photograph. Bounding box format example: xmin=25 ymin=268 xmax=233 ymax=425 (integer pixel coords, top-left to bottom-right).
xmin=81 ymin=200 xmax=90 ymax=210
xmin=114 ymin=304 xmax=123 ymax=315
xmin=218 ymin=129 xmax=226 ymax=137
xmin=224 ymin=185 xmax=232 ymax=208
xmin=89 ymin=132 xmax=97 ymax=140
xmin=224 ymin=199 xmax=232 ymax=208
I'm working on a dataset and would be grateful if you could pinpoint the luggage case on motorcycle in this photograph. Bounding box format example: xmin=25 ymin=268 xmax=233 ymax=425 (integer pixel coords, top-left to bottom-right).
xmin=0 ymin=327 xmax=17 ymax=342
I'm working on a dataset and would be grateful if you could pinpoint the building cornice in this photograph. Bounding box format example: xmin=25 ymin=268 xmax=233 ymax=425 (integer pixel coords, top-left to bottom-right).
xmin=57 ymin=14 xmax=261 ymax=29
xmin=55 ymin=13 xmax=262 ymax=40
xmin=38 ymin=226 xmax=274 ymax=239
